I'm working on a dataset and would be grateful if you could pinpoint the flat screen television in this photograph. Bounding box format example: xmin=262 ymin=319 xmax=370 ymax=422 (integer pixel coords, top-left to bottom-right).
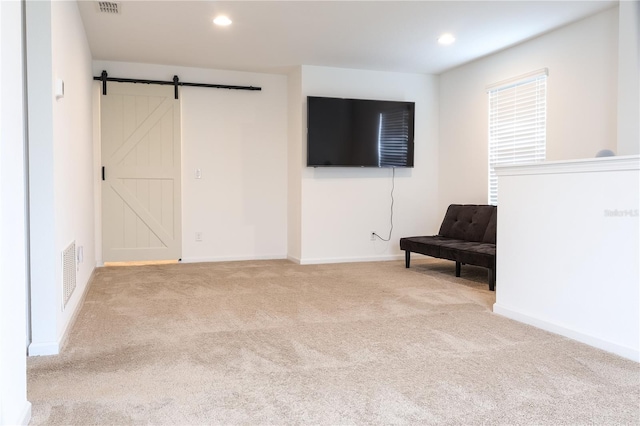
xmin=307 ymin=96 xmax=415 ymax=168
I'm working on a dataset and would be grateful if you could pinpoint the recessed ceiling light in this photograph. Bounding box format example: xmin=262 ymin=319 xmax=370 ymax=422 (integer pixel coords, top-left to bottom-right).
xmin=213 ymin=15 xmax=232 ymax=26
xmin=438 ymin=33 xmax=456 ymax=45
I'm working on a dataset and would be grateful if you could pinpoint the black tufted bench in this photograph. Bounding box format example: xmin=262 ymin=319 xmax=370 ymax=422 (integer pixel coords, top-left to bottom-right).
xmin=400 ymin=204 xmax=497 ymax=291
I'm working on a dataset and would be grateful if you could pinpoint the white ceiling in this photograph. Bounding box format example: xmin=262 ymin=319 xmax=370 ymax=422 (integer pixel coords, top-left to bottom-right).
xmin=77 ymin=0 xmax=617 ymax=75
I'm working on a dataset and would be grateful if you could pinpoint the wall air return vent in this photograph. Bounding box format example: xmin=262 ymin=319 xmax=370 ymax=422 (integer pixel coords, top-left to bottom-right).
xmin=62 ymin=241 xmax=77 ymax=310
xmin=98 ymin=1 xmax=120 ymax=14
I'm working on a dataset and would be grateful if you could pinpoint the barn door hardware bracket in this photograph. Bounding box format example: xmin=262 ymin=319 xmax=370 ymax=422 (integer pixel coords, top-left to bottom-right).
xmin=173 ymin=75 xmax=179 ymax=99
xmin=94 ymin=70 xmax=262 ymax=99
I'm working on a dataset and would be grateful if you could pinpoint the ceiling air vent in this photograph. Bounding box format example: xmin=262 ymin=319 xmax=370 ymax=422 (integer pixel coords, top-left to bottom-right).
xmin=98 ymin=1 xmax=120 ymax=14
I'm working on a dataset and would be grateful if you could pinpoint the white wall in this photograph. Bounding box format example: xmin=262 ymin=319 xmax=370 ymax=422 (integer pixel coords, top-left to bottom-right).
xmin=287 ymin=67 xmax=303 ymax=261
xmin=25 ymin=0 xmax=57 ymax=356
xmin=51 ymin=0 xmax=96 ymax=340
xmin=291 ymin=66 xmax=440 ymax=263
xmin=617 ymin=0 xmax=640 ymax=156
xmin=92 ymin=61 xmax=289 ymax=263
xmin=494 ymin=156 xmax=639 ymax=362
xmin=439 ymin=8 xmax=619 ymax=212
xmin=0 ymin=0 xmax=32 ymax=423
xmin=28 ymin=0 xmax=95 ymax=356
xmin=0 ymin=1 xmax=31 ymax=425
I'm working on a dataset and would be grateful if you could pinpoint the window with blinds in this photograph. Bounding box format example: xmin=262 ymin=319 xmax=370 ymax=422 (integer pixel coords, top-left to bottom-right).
xmin=487 ymin=68 xmax=547 ymax=205
xmin=378 ymin=109 xmax=410 ymax=167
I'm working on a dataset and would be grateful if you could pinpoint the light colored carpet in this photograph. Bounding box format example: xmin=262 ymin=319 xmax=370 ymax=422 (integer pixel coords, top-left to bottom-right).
xmin=28 ymin=259 xmax=640 ymax=425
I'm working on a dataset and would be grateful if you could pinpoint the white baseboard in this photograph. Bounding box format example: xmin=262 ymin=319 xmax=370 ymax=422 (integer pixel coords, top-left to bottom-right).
xmin=18 ymin=401 xmax=32 ymax=426
xmin=493 ymin=303 xmax=639 ymax=362
xmin=58 ymin=267 xmax=96 ymax=352
xmin=298 ymin=254 xmax=404 ymax=265
xmin=182 ymin=254 xmax=405 ymax=265
xmin=3 ymin=401 xmax=32 ymax=426
xmin=29 ymin=268 xmax=97 ymax=357
xmin=180 ymin=254 xmax=287 ymax=264
xmin=28 ymin=340 xmax=59 ymax=356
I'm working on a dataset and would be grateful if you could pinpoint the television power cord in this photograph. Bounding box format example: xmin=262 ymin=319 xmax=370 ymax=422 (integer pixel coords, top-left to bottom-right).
xmin=372 ymin=167 xmax=395 ymax=242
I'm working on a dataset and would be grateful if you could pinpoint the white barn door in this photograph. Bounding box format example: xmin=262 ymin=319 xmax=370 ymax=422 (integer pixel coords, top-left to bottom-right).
xmin=101 ymin=82 xmax=181 ymax=262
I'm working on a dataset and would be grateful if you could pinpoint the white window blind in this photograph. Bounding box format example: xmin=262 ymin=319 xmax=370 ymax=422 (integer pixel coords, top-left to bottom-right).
xmin=378 ymin=109 xmax=410 ymax=167
xmin=487 ymin=69 xmax=547 ymax=205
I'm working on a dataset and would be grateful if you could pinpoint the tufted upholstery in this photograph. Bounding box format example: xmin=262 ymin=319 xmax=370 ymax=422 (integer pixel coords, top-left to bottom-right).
xmin=399 ymin=204 xmax=497 ymax=290
xmin=482 ymin=208 xmax=497 ymax=244
xmin=438 ymin=204 xmax=496 ymax=242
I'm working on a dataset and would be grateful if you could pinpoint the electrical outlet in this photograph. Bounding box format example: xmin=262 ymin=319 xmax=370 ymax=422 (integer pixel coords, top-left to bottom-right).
xmin=77 ymin=245 xmax=83 ymax=271
xmin=370 ymin=232 xmax=376 ymax=241
xmin=195 ymin=232 xmax=203 ymax=242
xmin=195 ymin=168 xmax=202 ymax=179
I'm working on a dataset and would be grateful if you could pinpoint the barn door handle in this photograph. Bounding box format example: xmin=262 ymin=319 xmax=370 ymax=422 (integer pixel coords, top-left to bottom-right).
xmin=102 ymin=166 xmax=105 ymax=181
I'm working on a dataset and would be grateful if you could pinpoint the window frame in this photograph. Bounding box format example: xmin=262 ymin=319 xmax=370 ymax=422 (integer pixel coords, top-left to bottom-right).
xmin=487 ymin=68 xmax=548 ymax=205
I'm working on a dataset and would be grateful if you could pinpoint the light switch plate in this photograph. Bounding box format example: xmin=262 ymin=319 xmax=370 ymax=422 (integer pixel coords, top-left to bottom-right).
xmin=55 ymin=78 xmax=64 ymax=99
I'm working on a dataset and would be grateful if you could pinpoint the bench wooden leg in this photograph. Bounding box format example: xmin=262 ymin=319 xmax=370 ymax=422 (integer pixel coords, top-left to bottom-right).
xmin=405 ymin=251 xmax=410 ymax=268
xmin=455 ymin=261 xmax=461 ymax=277
xmin=488 ymin=268 xmax=495 ymax=291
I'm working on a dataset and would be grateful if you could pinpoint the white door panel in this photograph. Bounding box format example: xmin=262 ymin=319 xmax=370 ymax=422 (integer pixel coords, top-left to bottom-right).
xmin=101 ymin=83 xmax=181 ymax=262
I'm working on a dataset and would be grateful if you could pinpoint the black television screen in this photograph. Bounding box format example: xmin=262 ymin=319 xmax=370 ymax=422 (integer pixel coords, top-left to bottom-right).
xmin=307 ymin=96 xmax=415 ymax=168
